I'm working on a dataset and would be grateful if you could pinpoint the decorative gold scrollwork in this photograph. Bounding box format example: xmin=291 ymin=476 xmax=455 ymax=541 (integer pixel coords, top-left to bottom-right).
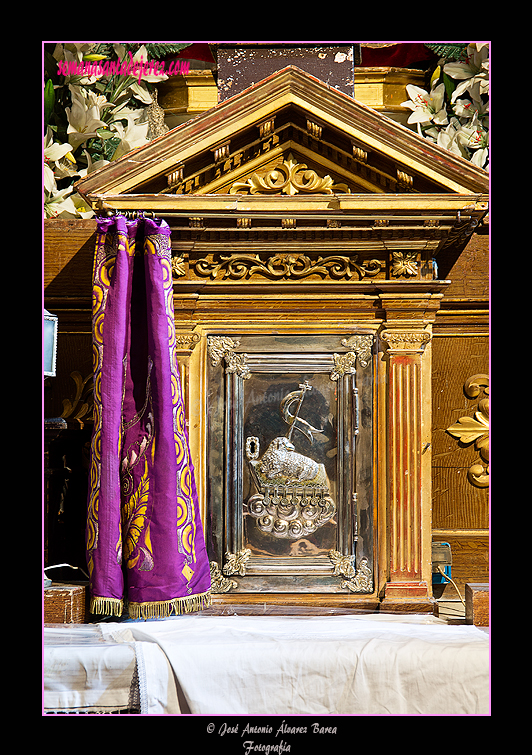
xmin=208 ymin=336 xmax=240 ymax=366
xmin=194 ymin=253 xmax=383 ymax=281
xmin=329 ymin=550 xmax=373 ymax=593
xmin=446 ymin=373 xmax=489 ymax=488
xmin=230 ymin=153 xmax=350 ymax=195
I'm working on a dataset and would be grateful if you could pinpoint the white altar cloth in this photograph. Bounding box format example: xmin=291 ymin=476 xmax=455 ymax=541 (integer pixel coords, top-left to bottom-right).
xmin=43 ymin=625 xmax=180 ymax=714
xmin=96 ymin=613 xmax=490 ymax=716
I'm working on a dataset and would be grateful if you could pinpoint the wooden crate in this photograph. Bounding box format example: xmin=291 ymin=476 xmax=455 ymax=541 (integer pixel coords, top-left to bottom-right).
xmin=44 ymin=582 xmax=88 ymax=624
xmin=465 ymin=583 xmax=489 ymax=627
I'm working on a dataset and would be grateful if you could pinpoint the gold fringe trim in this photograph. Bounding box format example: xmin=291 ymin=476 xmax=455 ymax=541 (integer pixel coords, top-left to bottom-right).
xmin=127 ymin=590 xmax=212 ymax=621
xmin=90 ymin=596 xmax=124 ymax=617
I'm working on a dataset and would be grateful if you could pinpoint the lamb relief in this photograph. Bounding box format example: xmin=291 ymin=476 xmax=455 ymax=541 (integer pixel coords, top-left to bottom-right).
xmin=245 ymin=381 xmax=336 ymax=539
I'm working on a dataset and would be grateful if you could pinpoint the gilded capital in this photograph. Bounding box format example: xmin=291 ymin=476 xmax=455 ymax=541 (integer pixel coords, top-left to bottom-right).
xmin=381 ymin=329 xmax=431 ymax=354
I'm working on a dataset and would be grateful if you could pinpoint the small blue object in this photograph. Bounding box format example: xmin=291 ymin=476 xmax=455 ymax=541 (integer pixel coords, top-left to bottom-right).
xmin=432 ymin=541 xmax=452 ymax=584
xmin=432 ymin=564 xmax=451 ymax=584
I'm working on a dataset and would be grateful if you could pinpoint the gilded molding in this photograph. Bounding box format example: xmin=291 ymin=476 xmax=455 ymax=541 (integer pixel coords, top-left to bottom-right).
xmin=329 ymin=551 xmax=373 ymax=593
xmin=194 ymin=253 xmax=383 ymax=281
xmin=446 ymin=373 xmax=489 ymax=488
xmin=229 ymin=153 xmax=350 ymax=195
xmin=381 ymin=330 xmax=431 ymax=354
xmin=341 ymin=334 xmax=374 ymax=368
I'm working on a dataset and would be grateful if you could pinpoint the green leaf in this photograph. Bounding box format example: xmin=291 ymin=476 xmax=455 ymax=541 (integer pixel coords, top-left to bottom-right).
xmin=144 ymin=43 xmax=192 ymax=60
xmin=425 ymin=43 xmax=468 ymax=61
xmin=95 ymin=128 xmax=116 ymax=140
xmin=102 ymin=136 xmax=122 ymax=161
xmin=442 ymin=72 xmax=456 ymax=101
xmin=44 ymin=78 xmax=55 ymax=128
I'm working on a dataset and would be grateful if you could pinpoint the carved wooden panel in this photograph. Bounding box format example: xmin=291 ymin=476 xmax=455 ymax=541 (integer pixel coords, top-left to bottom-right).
xmin=431 ymin=335 xmax=489 ymax=530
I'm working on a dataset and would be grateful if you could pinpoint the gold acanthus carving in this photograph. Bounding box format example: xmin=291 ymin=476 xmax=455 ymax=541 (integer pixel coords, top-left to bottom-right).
xmin=381 ymin=330 xmax=431 ymax=354
xmin=194 ymin=253 xmax=383 ymax=281
xmin=208 ymin=336 xmax=240 ymax=366
xmin=175 ymin=332 xmax=201 ymax=349
xmin=329 ymin=551 xmax=373 ymax=593
xmin=229 ymin=153 xmax=350 ymax=195
xmin=172 ymin=255 xmax=186 ymax=277
xmin=446 ymin=374 xmax=489 ymax=488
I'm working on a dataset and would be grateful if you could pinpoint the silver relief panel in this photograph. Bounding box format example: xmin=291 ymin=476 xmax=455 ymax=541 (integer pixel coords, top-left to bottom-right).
xmin=206 ymin=334 xmax=374 ymax=594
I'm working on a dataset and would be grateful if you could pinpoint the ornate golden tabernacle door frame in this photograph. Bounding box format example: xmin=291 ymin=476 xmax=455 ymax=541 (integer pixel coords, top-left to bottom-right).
xmin=75 ymin=66 xmax=489 ymax=612
xmin=206 ymin=333 xmax=374 ymax=599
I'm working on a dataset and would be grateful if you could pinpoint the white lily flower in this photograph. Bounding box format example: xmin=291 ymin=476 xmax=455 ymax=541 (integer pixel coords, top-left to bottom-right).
xmin=44 ymin=163 xmax=57 ymax=194
xmin=456 ymin=113 xmax=489 ymax=153
xmin=66 ymin=85 xmax=107 ymax=151
xmin=436 ymin=119 xmax=470 ymax=160
xmin=44 ymin=127 xmax=79 ymax=184
xmin=44 ymin=127 xmax=74 ymax=165
xmin=471 ymin=147 xmax=489 ymax=169
xmin=79 ymin=149 xmax=110 ymax=176
xmin=444 ymin=44 xmax=489 ymax=102
xmin=44 ymin=179 xmax=94 ymax=219
xmin=401 ymin=83 xmax=448 ymax=126
xmin=53 ymin=43 xmax=104 ymax=86
xmin=110 ymin=110 xmax=150 ymax=160
xmin=44 ymin=183 xmax=78 ymax=219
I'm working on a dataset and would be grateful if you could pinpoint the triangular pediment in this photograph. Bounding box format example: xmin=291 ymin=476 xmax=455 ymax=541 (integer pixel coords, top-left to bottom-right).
xmin=75 ymin=66 xmax=489 ymax=208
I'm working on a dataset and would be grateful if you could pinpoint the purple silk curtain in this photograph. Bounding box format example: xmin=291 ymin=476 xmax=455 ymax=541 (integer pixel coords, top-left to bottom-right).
xmin=87 ymin=214 xmax=211 ymax=619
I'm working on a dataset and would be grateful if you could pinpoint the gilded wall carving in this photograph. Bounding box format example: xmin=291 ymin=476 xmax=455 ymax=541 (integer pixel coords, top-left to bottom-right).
xmin=446 ymin=374 xmax=489 ymax=488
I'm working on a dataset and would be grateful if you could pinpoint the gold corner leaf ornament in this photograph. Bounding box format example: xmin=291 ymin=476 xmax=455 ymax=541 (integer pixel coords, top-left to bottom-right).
xmin=328 ymin=550 xmax=373 ymax=593
xmin=209 ymin=561 xmax=237 ymax=593
xmin=223 ymin=548 xmax=251 ymax=576
xmin=330 ymin=352 xmax=357 ymax=381
xmin=446 ymin=374 xmax=489 ymax=488
xmin=230 ymin=153 xmax=350 ymax=196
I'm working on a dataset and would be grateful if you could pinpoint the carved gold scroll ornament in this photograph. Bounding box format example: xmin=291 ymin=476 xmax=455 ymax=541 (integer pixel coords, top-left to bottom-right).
xmin=230 ymin=153 xmax=350 ymax=195
xmin=195 ymin=253 xmax=383 ymax=281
